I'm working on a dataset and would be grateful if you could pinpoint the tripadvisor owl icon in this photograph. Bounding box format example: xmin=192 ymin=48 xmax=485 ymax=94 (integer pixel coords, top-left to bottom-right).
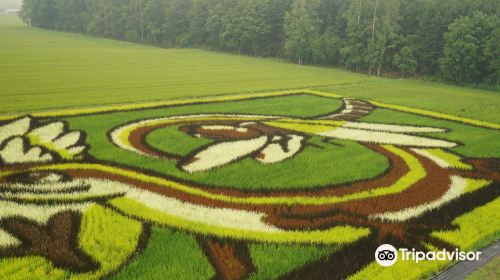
xmin=375 ymin=244 xmax=398 ymax=267
xmin=374 ymin=244 xmax=482 ymax=267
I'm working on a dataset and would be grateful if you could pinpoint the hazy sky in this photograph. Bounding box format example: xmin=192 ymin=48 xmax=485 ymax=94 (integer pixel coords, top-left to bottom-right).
xmin=0 ymin=0 xmax=22 ymax=10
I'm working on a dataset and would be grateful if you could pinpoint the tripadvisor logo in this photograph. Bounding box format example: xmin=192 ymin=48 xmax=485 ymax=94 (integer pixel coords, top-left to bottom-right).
xmin=375 ymin=244 xmax=398 ymax=266
xmin=375 ymin=244 xmax=481 ymax=267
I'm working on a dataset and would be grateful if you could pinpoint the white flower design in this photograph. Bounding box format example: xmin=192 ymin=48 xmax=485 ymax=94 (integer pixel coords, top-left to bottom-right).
xmin=179 ymin=122 xmax=306 ymax=173
xmin=0 ymin=116 xmax=88 ymax=165
xmin=0 ymin=137 xmax=53 ymax=164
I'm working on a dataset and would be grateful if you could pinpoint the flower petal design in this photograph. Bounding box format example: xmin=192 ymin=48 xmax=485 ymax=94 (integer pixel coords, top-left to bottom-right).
xmin=66 ymin=146 xmax=87 ymax=156
xmin=27 ymin=121 xmax=65 ymax=143
xmin=182 ymin=136 xmax=268 ymax=172
xmin=24 ymin=120 xmax=87 ymax=161
xmin=52 ymin=131 xmax=82 ymax=150
xmin=0 ymin=137 xmax=52 ymax=164
xmin=0 ymin=116 xmax=88 ymax=164
xmin=0 ymin=116 xmax=31 ymax=145
xmin=256 ymin=135 xmax=304 ymax=164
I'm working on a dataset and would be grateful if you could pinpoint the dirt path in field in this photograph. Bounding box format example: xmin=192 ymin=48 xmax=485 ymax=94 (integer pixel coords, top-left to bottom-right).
xmin=432 ymin=240 xmax=500 ymax=280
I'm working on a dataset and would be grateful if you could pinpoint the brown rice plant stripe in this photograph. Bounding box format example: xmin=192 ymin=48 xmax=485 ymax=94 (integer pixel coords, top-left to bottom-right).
xmin=128 ymin=120 xmax=297 ymax=161
xmin=181 ymin=143 xmax=405 ymax=199
xmin=0 ymin=142 xmax=448 ymax=221
xmin=128 ymin=123 xmax=182 ymax=160
xmin=335 ymin=154 xmax=499 ymax=215
xmin=126 ymin=120 xmax=272 ymax=160
xmin=289 ymin=144 xmax=406 ymax=197
xmin=272 ymin=147 xmax=453 ymax=222
xmin=335 ymin=147 xmax=452 ymax=214
xmin=278 ymin=234 xmax=379 ymax=280
xmin=61 ymin=146 xmax=405 ymax=215
xmin=278 ymin=182 xmax=500 ymax=279
xmin=63 ymin=168 xmax=256 ymax=212
xmin=179 ymin=123 xmax=263 ymax=141
xmin=459 ymin=158 xmax=500 ymax=181
xmin=0 ymin=144 xmax=410 ymax=217
xmin=0 ymin=211 xmax=99 ymax=273
xmin=196 ymin=236 xmax=255 ymax=280
xmin=106 ymin=139 xmax=405 ymax=199
xmin=281 ymin=182 xmax=500 ymax=280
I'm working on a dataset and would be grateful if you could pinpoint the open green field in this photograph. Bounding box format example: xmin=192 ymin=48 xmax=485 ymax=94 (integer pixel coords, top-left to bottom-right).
xmin=1 ymin=15 xmax=499 ymax=123
xmin=0 ymin=15 xmax=369 ymax=114
xmin=466 ymin=256 xmax=500 ymax=280
xmin=0 ymin=13 xmax=499 ymax=280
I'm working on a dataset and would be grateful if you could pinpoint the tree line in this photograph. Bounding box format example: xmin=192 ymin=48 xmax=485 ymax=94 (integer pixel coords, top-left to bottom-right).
xmin=20 ymin=0 xmax=500 ymax=87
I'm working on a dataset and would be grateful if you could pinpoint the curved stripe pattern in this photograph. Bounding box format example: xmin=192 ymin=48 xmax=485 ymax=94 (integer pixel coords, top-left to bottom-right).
xmin=0 ymin=145 xmax=424 ymax=206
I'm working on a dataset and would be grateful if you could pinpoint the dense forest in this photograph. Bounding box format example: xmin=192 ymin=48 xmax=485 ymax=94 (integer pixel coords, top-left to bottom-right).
xmin=19 ymin=0 xmax=500 ymax=87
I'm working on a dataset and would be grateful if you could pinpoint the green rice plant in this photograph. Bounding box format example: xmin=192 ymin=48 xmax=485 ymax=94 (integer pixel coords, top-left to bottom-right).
xmin=0 ymin=205 xmax=142 ymax=280
xmin=361 ymin=109 xmax=500 ymax=158
xmin=109 ymin=197 xmax=370 ymax=244
xmin=1 ymin=15 xmax=499 ymax=125
xmin=320 ymin=80 xmax=500 ymax=123
xmin=248 ymin=244 xmax=341 ymax=280
xmin=432 ymin=197 xmax=500 ymax=251
xmin=62 ymin=95 xmax=388 ymax=191
xmin=0 ymin=257 xmax=68 ymax=280
xmin=347 ymin=251 xmax=450 ymax=280
xmin=349 ymin=197 xmax=500 ymax=280
xmin=0 ymin=28 xmax=498 ymax=279
xmin=110 ymin=227 xmax=215 ymax=280
xmin=0 ymin=16 xmax=366 ymax=114
xmin=463 ymin=179 xmax=491 ymax=194
xmin=368 ymin=101 xmax=500 ymax=130
xmin=74 ymin=205 xmax=143 ymax=280
xmin=425 ymin=149 xmax=473 ymax=170
xmin=145 ymin=125 xmax=212 ymax=157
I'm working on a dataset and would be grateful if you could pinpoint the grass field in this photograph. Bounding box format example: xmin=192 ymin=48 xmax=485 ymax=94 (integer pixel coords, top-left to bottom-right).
xmin=1 ymin=15 xmax=499 ymax=123
xmin=0 ymin=15 xmax=369 ymax=114
xmin=466 ymin=256 xmax=500 ymax=280
xmin=0 ymin=12 xmax=499 ymax=280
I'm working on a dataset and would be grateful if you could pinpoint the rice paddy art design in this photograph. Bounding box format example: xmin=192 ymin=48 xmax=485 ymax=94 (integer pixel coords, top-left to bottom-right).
xmin=0 ymin=91 xmax=498 ymax=280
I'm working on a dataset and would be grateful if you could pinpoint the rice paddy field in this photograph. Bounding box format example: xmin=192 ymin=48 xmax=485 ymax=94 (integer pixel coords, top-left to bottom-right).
xmin=0 ymin=14 xmax=499 ymax=280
